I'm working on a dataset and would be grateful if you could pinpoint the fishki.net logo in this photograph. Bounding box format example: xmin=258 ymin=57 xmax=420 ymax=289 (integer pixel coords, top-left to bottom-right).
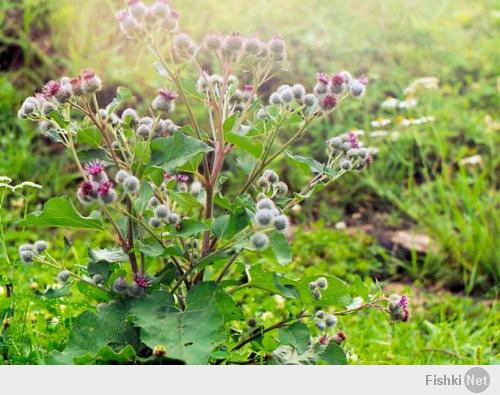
xmin=425 ymin=367 xmax=490 ymax=393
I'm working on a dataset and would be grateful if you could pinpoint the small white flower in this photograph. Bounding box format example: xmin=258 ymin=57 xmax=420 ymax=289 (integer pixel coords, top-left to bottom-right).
xmin=459 ymin=155 xmax=483 ymax=166
xmin=381 ymin=97 xmax=399 ymax=109
xmin=369 ymin=130 xmax=389 ymax=138
xmin=371 ymin=118 xmax=391 ymax=128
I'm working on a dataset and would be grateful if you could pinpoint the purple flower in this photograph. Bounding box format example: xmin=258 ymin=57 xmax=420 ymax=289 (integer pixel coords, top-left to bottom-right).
xmin=84 ymin=160 xmax=105 ymax=176
xmin=317 ymin=72 xmax=329 ymax=85
xmin=158 ymin=89 xmax=178 ymax=101
xmin=97 ymin=180 xmax=113 ymax=197
xmin=175 ymin=174 xmax=189 ymax=183
xmin=42 ymin=80 xmax=61 ymax=98
xmin=134 ymin=273 xmax=150 ymax=288
xmin=347 ymin=131 xmax=359 ymax=149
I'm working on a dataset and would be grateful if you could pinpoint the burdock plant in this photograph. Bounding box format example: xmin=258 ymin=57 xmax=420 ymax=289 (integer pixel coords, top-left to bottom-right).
xmin=15 ymin=0 xmax=406 ymax=365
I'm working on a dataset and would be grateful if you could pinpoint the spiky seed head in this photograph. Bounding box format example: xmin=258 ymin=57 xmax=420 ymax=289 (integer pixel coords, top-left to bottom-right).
xmin=269 ymin=92 xmax=282 ymax=105
xmin=255 ymin=209 xmax=275 ymax=227
xmin=340 ymin=159 xmax=352 ymax=171
xmin=315 ymin=310 xmax=326 ymax=319
xmin=280 ymin=88 xmax=294 ymax=103
xmin=115 ymin=170 xmax=130 ymax=184
xmin=19 ymin=244 xmax=35 ymax=253
xmin=250 ymin=232 xmax=269 ymax=250
xmin=263 ymin=169 xmax=279 ymax=184
xmin=123 ymin=175 xmax=140 ymax=193
xmin=20 ymin=249 xmax=35 ymax=263
xmin=313 ymin=82 xmax=328 ymax=96
xmin=204 ymin=34 xmax=222 ymax=50
xmin=304 ymin=93 xmax=317 ymax=108
xmin=256 ymin=197 xmax=274 ymax=210
xmin=257 ymin=109 xmax=269 ymax=120
xmin=57 ymin=270 xmax=71 ymax=283
xmin=308 ymin=281 xmax=318 ymax=291
xmin=315 ymin=320 xmax=326 ymax=330
xmin=257 ymin=177 xmax=270 ymax=189
xmin=244 ymin=37 xmax=261 ymax=55
xmin=349 ymin=79 xmax=365 ymax=97
xmin=273 ymin=215 xmax=289 ymax=232
xmin=150 ymin=0 xmax=170 ymax=19
xmin=128 ymin=0 xmax=148 ymax=20
xmin=92 ymin=274 xmax=105 ymax=285
xmin=167 ymin=212 xmax=179 ymax=225
xmin=34 ymin=240 xmax=49 ymax=254
xmin=316 ymin=277 xmax=328 ymax=289
xmin=268 ymin=36 xmax=286 ymax=55
xmin=325 ymin=315 xmax=338 ymax=327
xmin=223 ymin=32 xmax=244 ymax=52
xmin=148 ymin=196 xmax=160 ymax=207
xmin=332 ymin=331 xmax=347 ymax=344
xmin=291 ymin=84 xmax=306 ymax=100
xmin=113 ymin=276 xmax=129 ymax=293
xmin=312 ymin=289 xmax=321 ymax=300
xmin=154 ymin=204 xmax=169 ymax=219
xmin=149 ymin=217 xmax=162 ymax=228
xmin=319 ymin=94 xmax=337 ymax=111
xmin=121 ymin=108 xmax=138 ymax=125
xmin=100 ymin=188 xmax=117 ymax=204
xmin=136 ymin=123 xmax=152 ymax=139
xmin=275 ymin=181 xmax=288 ymax=196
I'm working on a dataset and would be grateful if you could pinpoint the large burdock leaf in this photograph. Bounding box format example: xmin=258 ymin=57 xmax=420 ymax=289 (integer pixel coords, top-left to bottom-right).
xmin=131 ymin=283 xmax=241 ymax=364
xmin=148 ymin=132 xmax=213 ymax=172
xmin=48 ymin=302 xmax=138 ymax=364
xmin=21 ymin=197 xmax=103 ymax=230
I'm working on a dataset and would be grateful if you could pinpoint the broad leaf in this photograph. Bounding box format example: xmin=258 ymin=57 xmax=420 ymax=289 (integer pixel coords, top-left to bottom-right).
xmin=269 ymin=231 xmax=292 ymax=265
xmin=149 ymin=132 xmax=212 ymax=172
xmin=131 ymin=283 xmax=240 ymax=364
xmin=21 ymin=197 xmax=103 ymax=230
xmin=279 ymin=322 xmax=310 ymax=354
xmin=49 ymin=302 xmax=138 ymax=364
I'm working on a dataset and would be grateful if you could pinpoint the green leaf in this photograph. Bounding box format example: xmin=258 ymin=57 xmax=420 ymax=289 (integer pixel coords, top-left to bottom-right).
xmin=77 ymin=127 xmax=102 ymax=147
xmin=96 ymin=344 xmax=136 ymax=364
xmin=279 ymin=322 xmax=310 ymax=354
xmin=174 ymin=219 xmax=209 ymax=237
xmin=43 ymin=284 xmax=71 ymax=299
xmin=226 ymin=132 xmax=263 ymax=158
xmin=319 ymin=343 xmax=348 ymax=365
xmin=149 ymin=132 xmax=213 ymax=172
xmin=296 ymin=275 xmax=352 ymax=307
xmin=49 ymin=302 xmax=138 ymax=364
xmin=269 ymin=231 xmax=292 ymax=265
xmin=273 ymin=273 xmax=300 ymax=299
xmin=211 ymin=209 xmax=250 ymax=240
xmin=21 ymin=197 xmax=103 ymax=230
xmin=76 ymin=281 xmax=111 ymax=303
xmin=77 ymin=148 xmax=108 ymax=162
xmin=131 ymin=284 xmax=239 ymax=364
xmin=223 ymin=113 xmax=238 ymax=133
xmin=352 ymin=275 xmax=369 ymax=301
xmin=169 ymin=190 xmax=204 ymax=210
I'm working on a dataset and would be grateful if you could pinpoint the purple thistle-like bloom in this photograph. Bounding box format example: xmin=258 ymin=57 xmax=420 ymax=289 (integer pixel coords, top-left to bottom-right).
xmin=359 ymin=75 xmax=369 ymax=86
xmin=331 ymin=73 xmax=345 ymax=87
xmin=158 ymin=89 xmax=178 ymax=101
xmin=244 ymin=84 xmax=254 ymax=92
xmin=134 ymin=273 xmax=150 ymax=288
xmin=98 ymin=180 xmax=113 ymax=197
xmin=317 ymin=72 xmax=329 ymax=85
xmin=175 ymin=174 xmax=189 ymax=183
xmin=347 ymin=131 xmax=359 ymax=149
xmin=42 ymin=80 xmax=61 ymax=98
xmin=85 ymin=160 xmax=105 ymax=176
xmin=399 ymin=295 xmax=409 ymax=308
xmin=79 ymin=181 xmax=95 ymax=197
